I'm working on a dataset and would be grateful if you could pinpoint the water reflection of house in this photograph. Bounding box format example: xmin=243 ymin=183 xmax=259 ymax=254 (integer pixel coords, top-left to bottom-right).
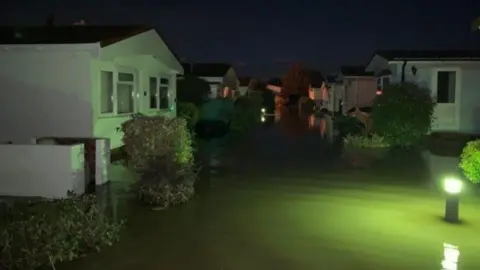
xmin=181 ymin=63 xmax=239 ymax=98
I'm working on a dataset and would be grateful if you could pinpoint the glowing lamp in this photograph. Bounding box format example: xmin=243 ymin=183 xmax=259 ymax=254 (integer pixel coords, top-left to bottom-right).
xmin=444 ymin=178 xmax=462 ymax=194
xmin=443 ymin=177 xmax=462 ymax=223
xmin=261 ymin=116 xmax=266 ymax=122
xmin=261 ymin=108 xmax=266 ymax=113
xmin=376 ymin=89 xmax=382 ymax=95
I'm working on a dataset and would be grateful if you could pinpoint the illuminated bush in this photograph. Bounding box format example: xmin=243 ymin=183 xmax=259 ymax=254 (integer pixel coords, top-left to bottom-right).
xmin=372 ymin=82 xmax=435 ymax=147
xmin=121 ymin=115 xmax=196 ymax=206
xmin=459 ymin=140 xmax=480 ymax=184
xmin=0 ymin=194 xmax=122 ymax=269
xmin=343 ymin=134 xmax=390 ymax=149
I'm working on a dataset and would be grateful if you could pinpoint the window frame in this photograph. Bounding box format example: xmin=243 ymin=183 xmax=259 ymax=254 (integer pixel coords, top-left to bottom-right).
xmin=376 ymin=75 xmax=391 ymax=90
xmin=435 ymin=70 xmax=457 ymax=104
xmin=148 ymin=75 xmax=171 ymax=111
xmin=99 ymin=67 xmax=138 ymax=117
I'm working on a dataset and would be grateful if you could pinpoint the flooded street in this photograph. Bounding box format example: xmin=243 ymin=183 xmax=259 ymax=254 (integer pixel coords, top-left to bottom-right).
xmin=61 ymin=110 xmax=480 ymax=270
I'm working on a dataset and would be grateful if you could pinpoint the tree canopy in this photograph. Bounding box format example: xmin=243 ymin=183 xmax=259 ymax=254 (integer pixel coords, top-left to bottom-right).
xmin=281 ymin=63 xmax=310 ymax=96
xmin=177 ymin=75 xmax=211 ymax=106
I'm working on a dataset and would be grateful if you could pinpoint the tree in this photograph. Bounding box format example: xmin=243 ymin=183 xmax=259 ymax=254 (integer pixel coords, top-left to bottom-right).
xmin=281 ymin=63 xmax=310 ymax=97
xmin=177 ymin=75 xmax=211 ymax=106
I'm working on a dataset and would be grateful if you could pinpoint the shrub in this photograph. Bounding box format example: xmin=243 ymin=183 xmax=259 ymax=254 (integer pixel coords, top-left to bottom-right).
xmin=459 ymin=140 xmax=480 ymax=184
xmin=372 ymin=82 xmax=435 ymax=147
xmin=177 ymin=102 xmax=199 ymax=130
xmin=230 ymin=94 xmax=263 ymax=135
xmin=177 ymin=75 xmax=211 ymax=106
xmin=121 ymin=115 xmax=194 ymax=171
xmin=0 ymin=194 xmax=122 ymax=269
xmin=334 ymin=115 xmax=364 ymax=136
xmin=343 ymin=134 xmax=390 ymax=149
xmin=299 ymin=96 xmax=315 ymax=113
xmin=121 ymin=115 xmax=197 ymax=207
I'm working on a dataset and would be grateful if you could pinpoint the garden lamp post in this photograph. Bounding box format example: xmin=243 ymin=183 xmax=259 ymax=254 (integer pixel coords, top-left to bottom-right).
xmin=443 ymin=177 xmax=462 ymax=223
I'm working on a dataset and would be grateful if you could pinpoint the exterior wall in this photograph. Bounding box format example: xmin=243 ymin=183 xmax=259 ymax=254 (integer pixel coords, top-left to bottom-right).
xmin=372 ymin=59 xmax=480 ymax=133
xmin=199 ymin=76 xmax=223 ymax=98
xmin=0 ymin=44 xmax=96 ymax=143
xmin=0 ymin=144 xmax=85 ymax=198
xmin=238 ymin=86 xmax=249 ymax=96
xmin=223 ymin=67 xmax=239 ymax=91
xmin=92 ymin=55 xmax=177 ymax=148
xmin=343 ymin=76 xmax=376 ymax=111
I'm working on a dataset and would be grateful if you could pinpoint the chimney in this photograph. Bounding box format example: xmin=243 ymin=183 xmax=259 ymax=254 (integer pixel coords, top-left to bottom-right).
xmin=45 ymin=14 xmax=55 ymax=27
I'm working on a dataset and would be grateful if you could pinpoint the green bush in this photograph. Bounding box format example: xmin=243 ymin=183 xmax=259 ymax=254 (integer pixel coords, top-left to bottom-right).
xmin=459 ymin=140 xmax=480 ymax=184
xmin=230 ymin=94 xmax=263 ymax=135
xmin=343 ymin=134 xmax=390 ymax=149
xmin=0 ymin=194 xmax=122 ymax=269
xmin=334 ymin=115 xmax=364 ymax=135
xmin=121 ymin=115 xmax=196 ymax=207
xmin=299 ymin=96 xmax=315 ymax=113
xmin=177 ymin=102 xmax=199 ymax=129
xmin=372 ymin=82 xmax=435 ymax=147
xmin=177 ymin=75 xmax=211 ymax=106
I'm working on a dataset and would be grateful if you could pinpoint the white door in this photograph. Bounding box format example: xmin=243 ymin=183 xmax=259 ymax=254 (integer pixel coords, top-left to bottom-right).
xmin=431 ymin=68 xmax=461 ymax=131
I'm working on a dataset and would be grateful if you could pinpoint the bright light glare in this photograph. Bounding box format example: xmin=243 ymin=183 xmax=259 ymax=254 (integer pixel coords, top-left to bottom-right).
xmin=261 ymin=116 xmax=266 ymax=122
xmin=441 ymin=243 xmax=459 ymax=270
xmin=443 ymin=178 xmax=462 ymax=194
xmin=261 ymin=108 xmax=266 ymax=113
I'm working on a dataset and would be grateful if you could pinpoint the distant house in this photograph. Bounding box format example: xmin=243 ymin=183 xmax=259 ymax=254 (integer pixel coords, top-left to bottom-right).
xmin=338 ymin=66 xmax=376 ymax=113
xmin=304 ymin=70 xmax=332 ymax=110
xmin=366 ymin=50 xmax=480 ymax=132
xmin=181 ymin=63 xmax=239 ymax=98
xmin=325 ymin=75 xmax=345 ymax=113
xmin=238 ymin=77 xmax=252 ymax=96
xmin=0 ymin=24 xmax=183 ymax=149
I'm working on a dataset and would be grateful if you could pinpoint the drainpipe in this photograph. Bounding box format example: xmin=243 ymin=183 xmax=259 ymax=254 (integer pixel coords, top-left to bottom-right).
xmin=401 ymin=60 xmax=407 ymax=83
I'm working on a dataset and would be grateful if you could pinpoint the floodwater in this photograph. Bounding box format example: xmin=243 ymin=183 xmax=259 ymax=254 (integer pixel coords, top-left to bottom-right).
xmin=61 ymin=109 xmax=480 ymax=270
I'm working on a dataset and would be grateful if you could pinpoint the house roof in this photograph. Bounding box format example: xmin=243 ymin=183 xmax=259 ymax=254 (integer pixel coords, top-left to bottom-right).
xmin=374 ymin=50 xmax=480 ymax=61
xmin=304 ymin=69 xmax=325 ymax=87
xmin=238 ymin=77 xmax=251 ymax=86
xmin=340 ymin=66 xmax=374 ymax=77
xmin=182 ymin=63 xmax=232 ymax=77
xmin=0 ymin=25 xmax=153 ymax=47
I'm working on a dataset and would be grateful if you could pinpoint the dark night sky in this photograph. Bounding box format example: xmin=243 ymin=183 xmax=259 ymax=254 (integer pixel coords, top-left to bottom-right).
xmin=3 ymin=0 xmax=480 ymax=77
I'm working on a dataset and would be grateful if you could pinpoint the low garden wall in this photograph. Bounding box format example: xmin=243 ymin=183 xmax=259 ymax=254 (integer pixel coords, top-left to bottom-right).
xmin=0 ymin=143 xmax=85 ymax=198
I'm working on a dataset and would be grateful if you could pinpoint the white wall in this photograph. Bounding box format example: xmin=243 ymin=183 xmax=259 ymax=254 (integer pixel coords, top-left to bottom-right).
xmin=91 ymin=55 xmax=177 ymax=149
xmin=0 ymin=45 xmax=95 ymax=143
xmin=0 ymin=144 xmax=85 ymax=198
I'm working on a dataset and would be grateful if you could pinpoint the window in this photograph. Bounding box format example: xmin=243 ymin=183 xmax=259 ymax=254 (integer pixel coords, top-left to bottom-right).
xmin=117 ymin=72 xmax=135 ymax=114
xmin=100 ymin=71 xmax=114 ymax=113
xmin=437 ymin=71 xmax=456 ymax=103
xmin=149 ymin=77 xmax=158 ymax=109
xmin=159 ymin=77 xmax=170 ymax=109
xmin=149 ymin=76 xmax=170 ymax=110
xmin=377 ymin=76 xmax=390 ymax=90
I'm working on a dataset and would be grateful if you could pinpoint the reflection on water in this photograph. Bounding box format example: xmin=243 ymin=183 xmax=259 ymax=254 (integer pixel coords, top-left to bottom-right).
xmin=442 ymin=243 xmax=460 ymax=270
xmin=272 ymin=107 xmax=334 ymax=142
